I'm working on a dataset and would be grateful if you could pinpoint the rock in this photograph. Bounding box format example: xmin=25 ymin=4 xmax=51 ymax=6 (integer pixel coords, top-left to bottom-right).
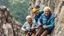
xmin=0 ymin=5 xmax=22 ymax=36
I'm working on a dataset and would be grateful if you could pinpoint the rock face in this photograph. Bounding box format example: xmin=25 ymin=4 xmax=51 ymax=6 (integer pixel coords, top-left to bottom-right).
xmin=29 ymin=0 xmax=64 ymax=36
xmin=0 ymin=6 xmax=22 ymax=36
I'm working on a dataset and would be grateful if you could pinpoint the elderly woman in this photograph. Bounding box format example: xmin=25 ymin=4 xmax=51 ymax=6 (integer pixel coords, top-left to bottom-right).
xmin=36 ymin=7 xmax=55 ymax=36
xmin=21 ymin=15 xmax=36 ymax=36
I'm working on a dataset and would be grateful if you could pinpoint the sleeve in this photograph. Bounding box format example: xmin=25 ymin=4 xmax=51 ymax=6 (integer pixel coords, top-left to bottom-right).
xmin=32 ymin=22 xmax=36 ymax=28
xmin=32 ymin=22 xmax=39 ymax=29
xmin=21 ymin=22 xmax=26 ymax=31
xmin=33 ymin=15 xmax=36 ymax=22
xmin=37 ymin=14 xmax=42 ymax=24
xmin=47 ymin=17 xmax=55 ymax=30
xmin=33 ymin=15 xmax=36 ymax=19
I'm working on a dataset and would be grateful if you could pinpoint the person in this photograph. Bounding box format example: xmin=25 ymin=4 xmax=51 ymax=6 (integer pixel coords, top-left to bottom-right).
xmin=21 ymin=15 xmax=37 ymax=36
xmin=32 ymin=6 xmax=44 ymax=31
xmin=32 ymin=6 xmax=44 ymax=23
xmin=36 ymin=7 xmax=55 ymax=36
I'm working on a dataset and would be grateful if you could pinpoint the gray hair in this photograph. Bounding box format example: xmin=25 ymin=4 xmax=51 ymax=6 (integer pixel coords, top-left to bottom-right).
xmin=26 ymin=15 xmax=32 ymax=20
xmin=44 ymin=7 xmax=51 ymax=11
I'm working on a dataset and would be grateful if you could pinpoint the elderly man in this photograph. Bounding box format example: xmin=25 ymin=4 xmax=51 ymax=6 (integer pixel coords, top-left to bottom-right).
xmin=36 ymin=7 xmax=55 ymax=36
xmin=21 ymin=15 xmax=37 ymax=36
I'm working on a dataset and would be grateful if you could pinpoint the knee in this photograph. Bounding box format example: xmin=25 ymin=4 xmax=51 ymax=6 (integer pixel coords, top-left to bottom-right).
xmin=31 ymin=34 xmax=35 ymax=36
xmin=41 ymin=34 xmax=46 ymax=36
xmin=36 ymin=33 xmax=40 ymax=36
xmin=35 ymin=34 xmax=37 ymax=36
xmin=26 ymin=33 xmax=30 ymax=36
xmin=35 ymin=33 xmax=38 ymax=36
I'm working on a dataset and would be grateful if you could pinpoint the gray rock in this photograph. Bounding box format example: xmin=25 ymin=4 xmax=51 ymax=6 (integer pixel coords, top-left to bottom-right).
xmin=0 ymin=6 xmax=22 ymax=36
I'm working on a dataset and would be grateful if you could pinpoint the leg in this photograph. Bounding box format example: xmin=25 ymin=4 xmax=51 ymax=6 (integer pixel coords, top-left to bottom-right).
xmin=26 ymin=33 xmax=30 ymax=36
xmin=41 ymin=30 xmax=49 ymax=36
xmin=31 ymin=33 xmax=35 ymax=36
xmin=36 ymin=27 xmax=44 ymax=36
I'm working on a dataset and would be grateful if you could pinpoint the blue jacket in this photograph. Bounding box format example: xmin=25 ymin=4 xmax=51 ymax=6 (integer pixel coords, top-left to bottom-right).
xmin=38 ymin=12 xmax=55 ymax=30
xmin=34 ymin=10 xmax=44 ymax=23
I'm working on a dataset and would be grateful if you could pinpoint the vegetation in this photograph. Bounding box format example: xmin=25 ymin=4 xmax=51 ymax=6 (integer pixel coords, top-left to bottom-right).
xmin=0 ymin=0 xmax=30 ymax=24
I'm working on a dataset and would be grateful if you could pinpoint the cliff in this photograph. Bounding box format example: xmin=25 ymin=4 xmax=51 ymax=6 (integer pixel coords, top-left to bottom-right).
xmin=0 ymin=6 xmax=22 ymax=36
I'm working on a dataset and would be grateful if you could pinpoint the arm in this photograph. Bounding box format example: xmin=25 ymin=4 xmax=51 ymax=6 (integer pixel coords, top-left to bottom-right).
xmin=47 ymin=17 xmax=55 ymax=30
xmin=38 ymin=15 xmax=43 ymax=27
xmin=21 ymin=23 xmax=28 ymax=33
xmin=21 ymin=23 xmax=26 ymax=31
xmin=32 ymin=22 xmax=37 ymax=28
xmin=33 ymin=15 xmax=37 ymax=22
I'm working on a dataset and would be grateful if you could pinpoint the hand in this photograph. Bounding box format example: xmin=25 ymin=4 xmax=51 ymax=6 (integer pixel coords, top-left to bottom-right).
xmin=43 ymin=25 xmax=47 ymax=29
xmin=38 ymin=23 xmax=42 ymax=27
xmin=24 ymin=30 xmax=27 ymax=33
xmin=31 ymin=27 xmax=35 ymax=30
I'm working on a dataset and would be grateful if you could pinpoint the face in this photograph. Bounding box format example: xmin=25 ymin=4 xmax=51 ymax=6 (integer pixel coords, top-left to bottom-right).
xmin=27 ymin=18 xmax=32 ymax=24
xmin=44 ymin=9 xmax=50 ymax=16
xmin=33 ymin=10 xmax=39 ymax=15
